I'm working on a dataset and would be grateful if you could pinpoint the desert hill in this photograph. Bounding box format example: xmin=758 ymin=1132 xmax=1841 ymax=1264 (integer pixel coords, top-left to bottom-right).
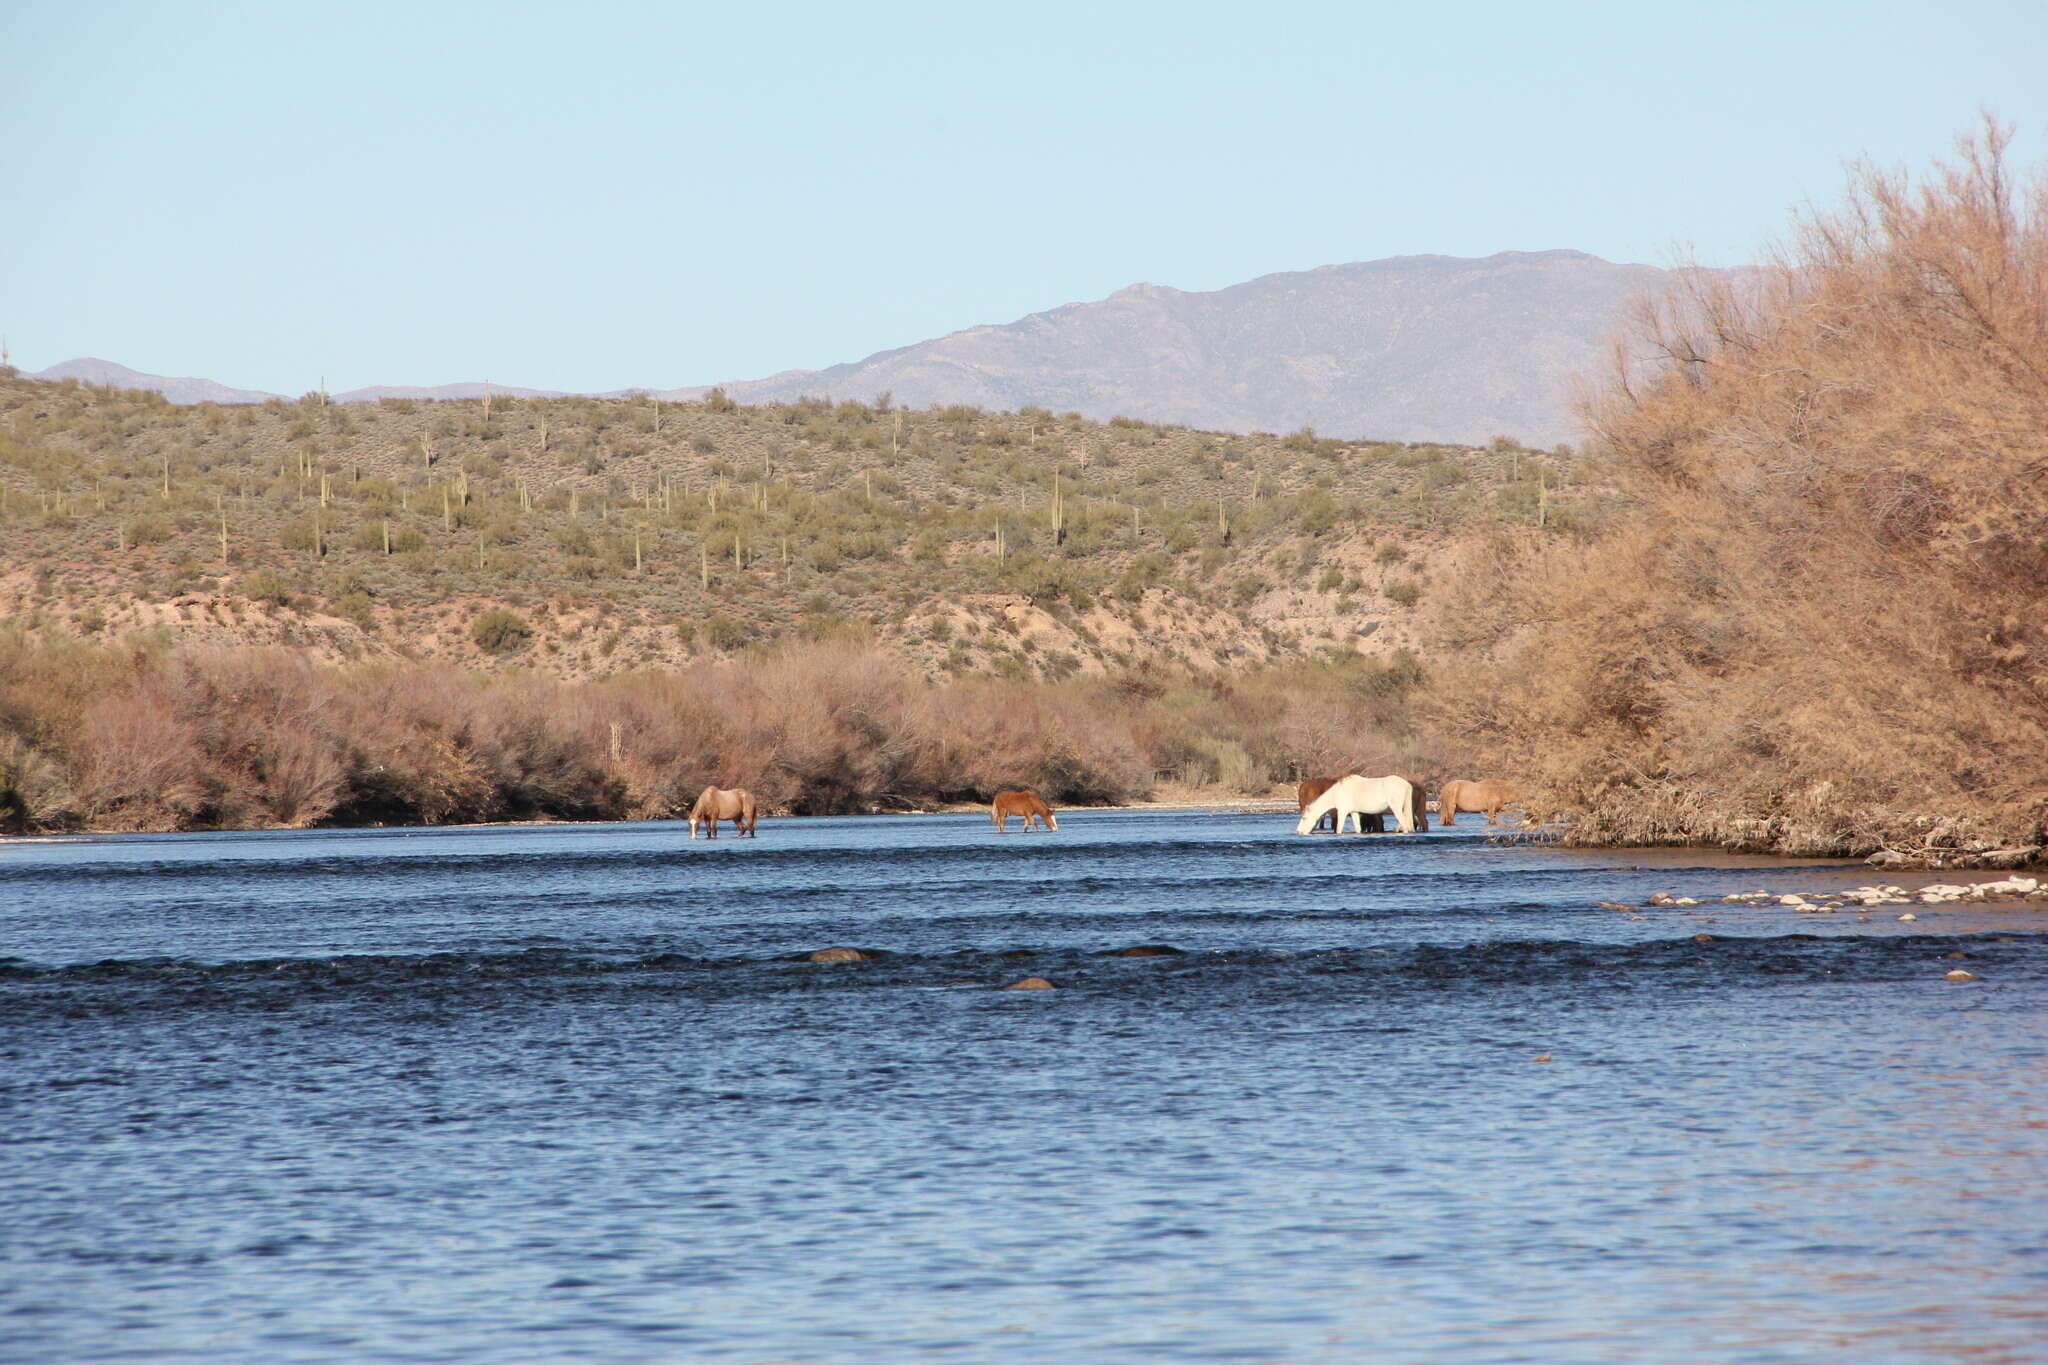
xmin=0 ymin=372 xmax=1581 ymax=683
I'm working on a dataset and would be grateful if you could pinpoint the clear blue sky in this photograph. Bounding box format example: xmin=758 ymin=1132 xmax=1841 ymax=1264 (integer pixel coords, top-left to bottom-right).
xmin=5 ymin=0 xmax=2044 ymax=394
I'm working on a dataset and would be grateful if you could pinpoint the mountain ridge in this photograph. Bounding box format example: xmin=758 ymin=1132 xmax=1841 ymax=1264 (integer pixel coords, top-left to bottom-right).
xmin=23 ymin=249 xmax=1710 ymax=444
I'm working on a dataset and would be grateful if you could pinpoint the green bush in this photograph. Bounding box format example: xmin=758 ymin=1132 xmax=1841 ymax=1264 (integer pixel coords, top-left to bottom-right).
xmin=471 ymin=607 xmax=533 ymax=654
xmin=705 ymin=614 xmax=750 ymax=650
xmin=241 ymin=569 xmax=299 ymax=609
xmin=122 ymin=515 xmax=172 ymax=546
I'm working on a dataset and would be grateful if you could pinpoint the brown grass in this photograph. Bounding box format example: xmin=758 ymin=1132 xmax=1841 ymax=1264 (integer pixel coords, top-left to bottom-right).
xmin=0 ymin=633 xmax=1431 ymax=832
xmin=1432 ymin=120 xmax=2048 ymax=859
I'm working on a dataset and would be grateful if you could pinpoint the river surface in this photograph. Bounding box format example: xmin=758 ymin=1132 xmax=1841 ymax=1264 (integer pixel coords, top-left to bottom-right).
xmin=3 ymin=811 xmax=2044 ymax=1363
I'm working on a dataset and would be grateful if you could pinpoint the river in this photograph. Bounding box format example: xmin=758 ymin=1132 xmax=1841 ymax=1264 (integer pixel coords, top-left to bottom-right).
xmin=3 ymin=811 xmax=2044 ymax=1362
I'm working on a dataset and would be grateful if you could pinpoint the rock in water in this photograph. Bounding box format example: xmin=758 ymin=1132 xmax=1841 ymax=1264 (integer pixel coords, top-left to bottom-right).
xmin=1003 ymin=977 xmax=1055 ymax=990
xmin=808 ymin=947 xmax=867 ymax=963
xmin=1944 ymin=969 xmax=1980 ymax=982
xmin=1115 ymin=945 xmax=1184 ymax=957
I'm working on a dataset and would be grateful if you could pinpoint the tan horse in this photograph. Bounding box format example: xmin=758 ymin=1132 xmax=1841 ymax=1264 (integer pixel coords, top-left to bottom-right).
xmin=688 ymin=786 xmax=758 ymax=839
xmin=1438 ymin=779 xmax=1520 ymax=826
xmin=991 ymin=789 xmax=1058 ymax=832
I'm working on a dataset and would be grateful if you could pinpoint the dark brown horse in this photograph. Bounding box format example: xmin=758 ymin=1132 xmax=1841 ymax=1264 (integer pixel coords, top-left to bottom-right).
xmin=689 ymin=786 xmax=758 ymax=839
xmin=1401 ymin=776 xmax=1432 ymax=832
xmin=991 ymin=789 xmax=1058 ymax=832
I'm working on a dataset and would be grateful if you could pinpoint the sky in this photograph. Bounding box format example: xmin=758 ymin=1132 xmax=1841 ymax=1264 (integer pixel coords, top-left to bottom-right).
xmin=5 ymin=0 xmax=2045 ymax=395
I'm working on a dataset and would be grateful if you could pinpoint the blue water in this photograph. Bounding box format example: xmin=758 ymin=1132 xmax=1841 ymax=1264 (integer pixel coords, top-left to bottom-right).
xmin=3 ymin=811 xmax=2044 ymax=1362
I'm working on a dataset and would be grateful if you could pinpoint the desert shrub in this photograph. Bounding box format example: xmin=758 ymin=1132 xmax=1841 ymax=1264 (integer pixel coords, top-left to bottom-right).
xmin=705 ymin=614 xmax=750 ymax=650
xmin=329 ymin=591 xmax=378 ymax=632
xmin=122 ymin=515 xmax=172 ymax=546
xmin=470 ymin=608 xmax=533 ymax=655
xmin=1433 ymin=121 xmax=2048 ymax=857
xmin=241 ymin=569 xmax=299 ymax=609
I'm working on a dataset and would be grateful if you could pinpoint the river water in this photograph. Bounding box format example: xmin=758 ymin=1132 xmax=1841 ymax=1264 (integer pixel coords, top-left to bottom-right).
xmin=3 ymin=811 xmax=2044 ymax=1362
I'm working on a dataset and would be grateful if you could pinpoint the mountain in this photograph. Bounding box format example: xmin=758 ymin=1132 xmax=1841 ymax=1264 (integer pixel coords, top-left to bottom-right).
xmin=25 ymin=250 xmax=1714 ymax=443
xmin=330 ymin=382 xmax=571 ymax=403
xmin=26 ymin=358 xmax=284 ymax=406
xmin=708 ymin=250 xmax=1691 ymax=447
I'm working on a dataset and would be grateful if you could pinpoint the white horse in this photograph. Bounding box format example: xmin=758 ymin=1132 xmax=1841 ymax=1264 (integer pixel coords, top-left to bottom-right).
xmin=1295 ymin=774 xmax=1418 ymax=836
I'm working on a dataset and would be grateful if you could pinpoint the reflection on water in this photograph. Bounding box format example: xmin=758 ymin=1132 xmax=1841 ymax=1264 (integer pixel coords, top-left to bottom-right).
xmin=2 ymin=812 xmax=2044 ymax=1362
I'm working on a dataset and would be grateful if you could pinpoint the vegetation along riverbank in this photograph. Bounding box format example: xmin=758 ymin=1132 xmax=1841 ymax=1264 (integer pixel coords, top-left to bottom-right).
xmin=3 ymin=125 xmax=2042 ymax=863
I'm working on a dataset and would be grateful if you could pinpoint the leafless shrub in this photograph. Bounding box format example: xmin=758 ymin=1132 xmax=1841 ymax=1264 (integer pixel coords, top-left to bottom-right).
xmin=1434 ymin=120 xmax=2048 ymax=856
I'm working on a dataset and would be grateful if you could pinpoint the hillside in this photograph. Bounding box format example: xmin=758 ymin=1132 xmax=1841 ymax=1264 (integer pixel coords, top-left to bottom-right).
xmin=709 ymin=251 xmax=1698 ymax=446
xmin=0 ymin=374 xmax=1582 ymax=684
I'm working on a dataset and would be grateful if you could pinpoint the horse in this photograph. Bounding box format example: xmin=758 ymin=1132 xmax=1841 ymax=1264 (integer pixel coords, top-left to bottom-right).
xmin=1299 ymin=776 xmax=1381 ymax=833
xmin=688 ymin=785 xmax=758 ymax=839
xmin=1296 ymin=774 xmax=1418 ymax=836
xmin=991 ymin=789 xmax=1058 ymax=832
xmin=1438 ymin=778 xmax=1521 ymax=827
xmin=1400 ymin=777 xmax=1432 ymax=832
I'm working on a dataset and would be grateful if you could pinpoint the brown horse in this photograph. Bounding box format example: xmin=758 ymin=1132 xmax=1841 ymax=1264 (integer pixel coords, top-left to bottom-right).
xmin=991 ymin=789 xmax=1058 ymax=832
xmin=1438 ymin=778 xmax=1520 ymax=826
xmin=1299 ymin=776 xmax=1381 ymax=833
xmin=689 ymin=785 xmax=758 ymax=839
xmin=1401 ymin=777 xmax=1432 ymax=832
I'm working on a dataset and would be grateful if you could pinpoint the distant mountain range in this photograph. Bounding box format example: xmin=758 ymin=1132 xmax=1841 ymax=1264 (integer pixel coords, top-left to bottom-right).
xmin=24 ymin=250 xmax=1712 ymax=445
xmin=24 ymin=357 xmax=285 ymax=407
